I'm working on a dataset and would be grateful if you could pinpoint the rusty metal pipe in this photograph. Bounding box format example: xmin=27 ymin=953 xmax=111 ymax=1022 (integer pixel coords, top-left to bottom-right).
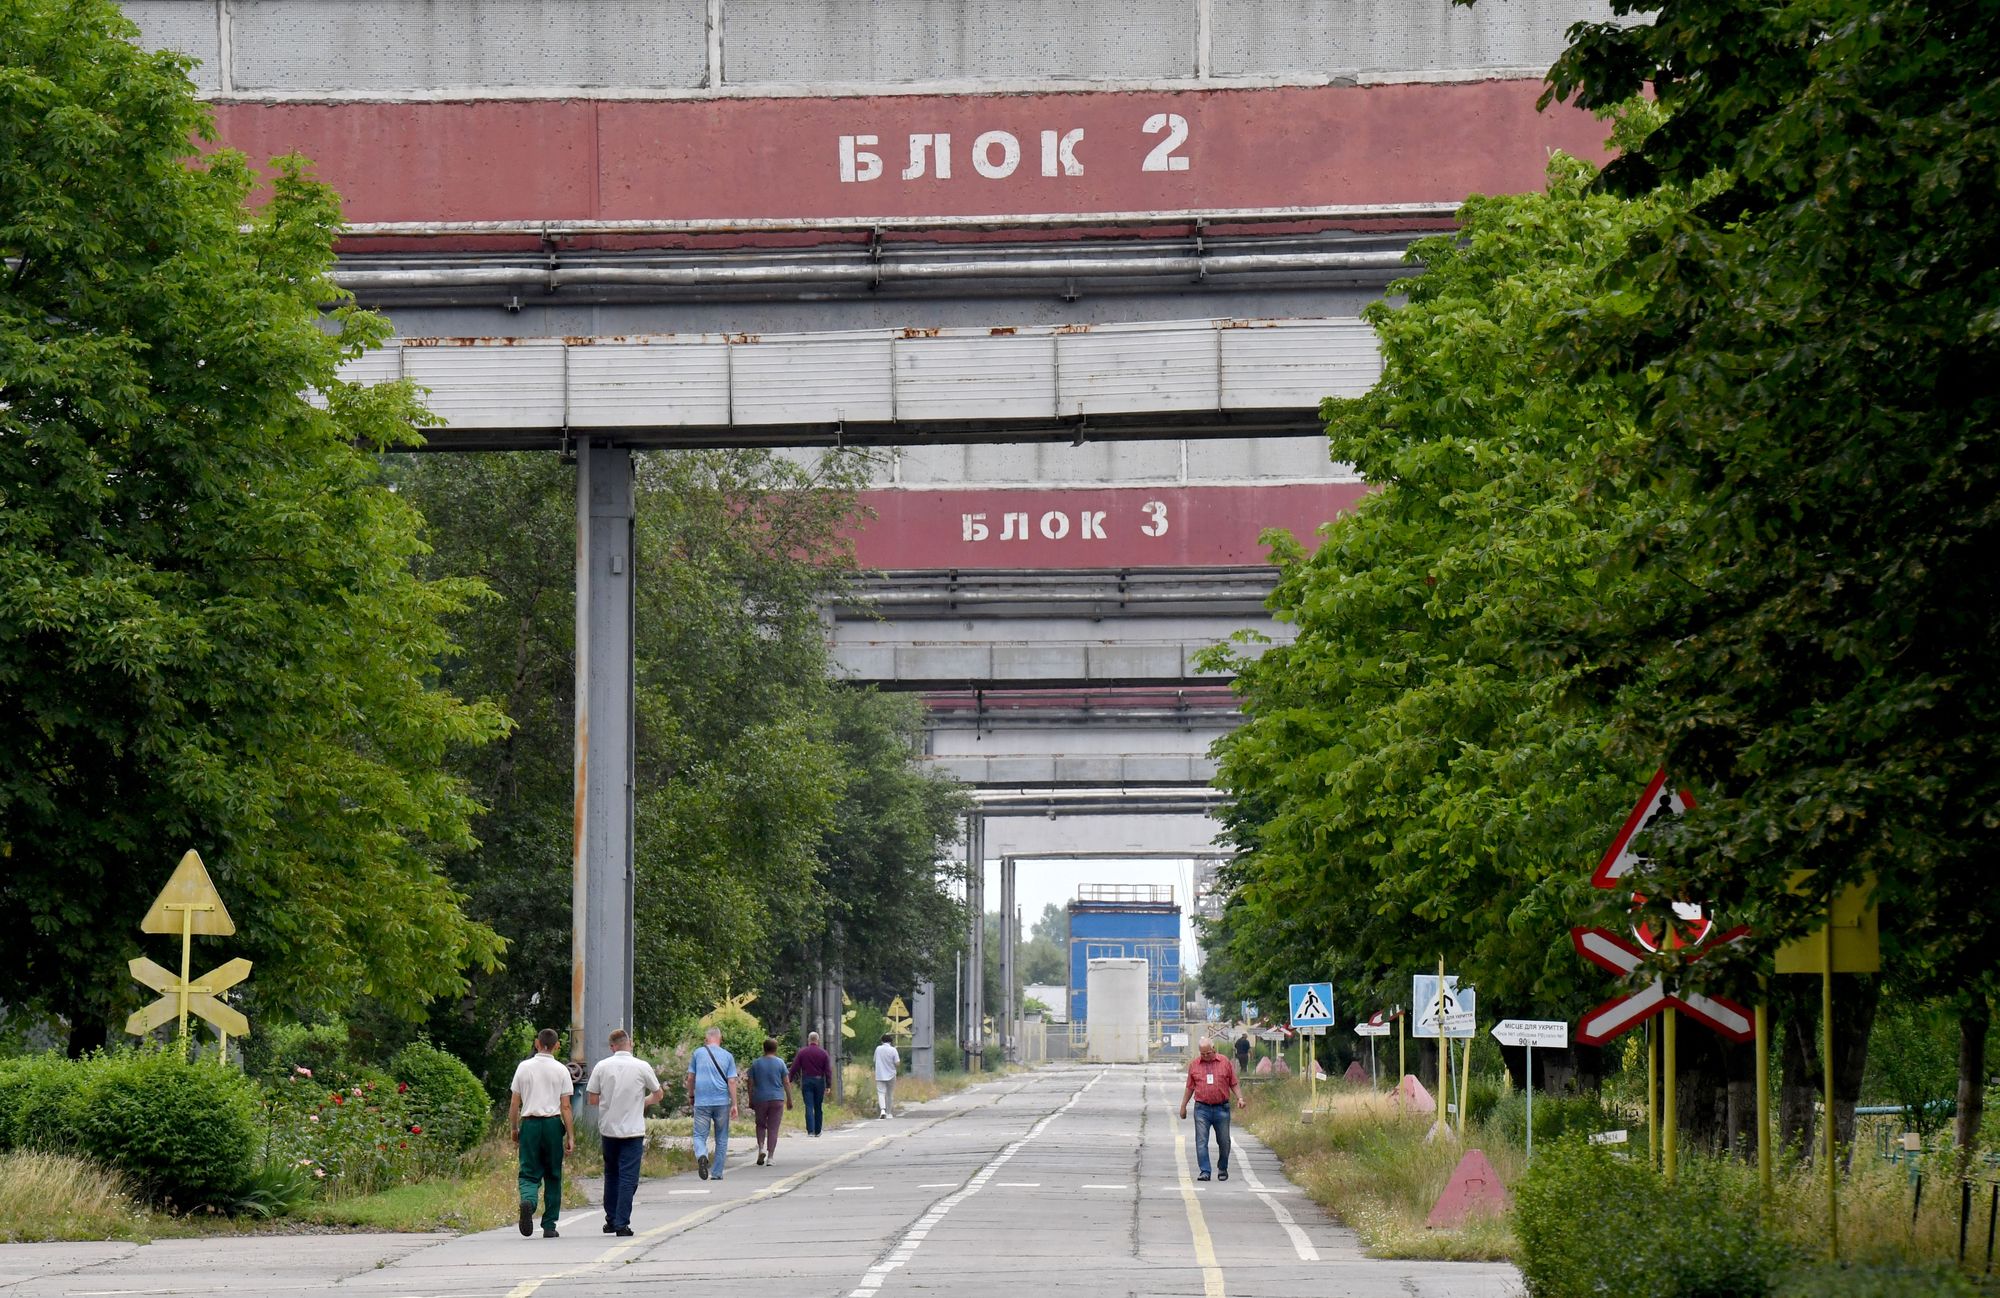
xmin=331 ymin=249 xmax=1411 ymax=292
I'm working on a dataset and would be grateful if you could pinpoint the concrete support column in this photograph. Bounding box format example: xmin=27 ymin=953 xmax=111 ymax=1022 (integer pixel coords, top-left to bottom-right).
xmin=999 ymin=856 xmax=1017 ymax=1065
xmin=964 ymin=815 xmax=985 ymax=1071
xmin=912 ymin=981 xmax=936 ymax=1081
xmin=569 ymin=442 xmax=636 ymax=1090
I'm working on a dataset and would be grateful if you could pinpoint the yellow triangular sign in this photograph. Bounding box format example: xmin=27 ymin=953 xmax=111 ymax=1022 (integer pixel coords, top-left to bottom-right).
xmin=139 ymin=850 xmax=235 ymax=936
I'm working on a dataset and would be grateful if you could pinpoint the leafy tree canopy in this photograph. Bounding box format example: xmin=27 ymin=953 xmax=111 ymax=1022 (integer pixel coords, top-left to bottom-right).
xmin=0 ymin=0 xmax=506 ymax=1049
xmin=1517 ymin=0 xmax=2000 ymax=1002
xmin=1202 ymin=142 xmax=1680 ymax=1026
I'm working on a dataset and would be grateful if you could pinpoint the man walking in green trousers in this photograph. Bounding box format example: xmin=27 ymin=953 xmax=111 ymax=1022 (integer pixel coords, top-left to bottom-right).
xmin=509 ymin=1027 xmax=575 ymax=1238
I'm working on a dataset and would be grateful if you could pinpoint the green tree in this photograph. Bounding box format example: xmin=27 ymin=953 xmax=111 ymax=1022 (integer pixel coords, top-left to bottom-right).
xmin=0 ymin=0 xmax=506 ymax=1051
xmin=398 ymin=449 xmax=965 ymax=1080
xmin=808 ymin=688 xmax=968 ymax=1010
xmin=1019 ymin=903 xmax=1067 ymax=986
xmin=1202 ymin=143 xmax=1676 ymax=1068
xmin=1517 ymin=0 xmax=2000 ymax=1147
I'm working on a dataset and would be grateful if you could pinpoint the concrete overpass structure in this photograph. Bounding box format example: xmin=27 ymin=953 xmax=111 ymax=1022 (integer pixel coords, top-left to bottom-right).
xmin=120 ymin=0 xmax=1623 ymax=1068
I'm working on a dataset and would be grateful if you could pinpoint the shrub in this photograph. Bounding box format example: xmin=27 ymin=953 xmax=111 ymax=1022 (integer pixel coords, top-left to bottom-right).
xmin=252 ymin=1020 xmax=356 ymax=1086
xmin=1487 ymin=1090 xmax=1630 ymax=1150
xmin=695 ymin=1002 xmax=764 ymax=1068
xmin=263 ymin=1065 xmax=425 ymax=1195
xmin=7 ymin=1053 xmax=95 ymax=1153
xmin=74 ymin=1050 xmax=259 ymax=1209
xmin=1514 ymin=1141 xmax=1793 ymax=1298
xmin=388 ymin=1040 xmax=491 ymax=1155
xmin=0 ymin=1057 xmax=42 ymax=1151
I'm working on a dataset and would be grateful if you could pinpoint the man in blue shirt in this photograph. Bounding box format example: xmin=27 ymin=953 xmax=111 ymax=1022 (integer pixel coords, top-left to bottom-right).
xmin=685 ymin=1025 xmax=740 ymax=1181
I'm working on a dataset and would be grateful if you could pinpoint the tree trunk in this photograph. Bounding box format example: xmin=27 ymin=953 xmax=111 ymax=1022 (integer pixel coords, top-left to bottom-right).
xmin=1830 ymin=975 xmax=1881 ymax=1163
xmin=1777 ymin=978 xmax=1819 ymax=1157
xmin=1956 ymin=994 xmax=1991 ymax=1162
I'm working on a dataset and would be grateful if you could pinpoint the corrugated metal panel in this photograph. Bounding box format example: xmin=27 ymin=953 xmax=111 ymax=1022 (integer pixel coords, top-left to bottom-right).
xmin=894 ymin=331 xmax=1056 ymax=421
xmin=1219 ymin=318 xmax=1381 ymax=408
xmin=403 ymin=341 xmax=565 ymax=429
xmin=335 ymin=347 xmax=402 ymax=388
xmin=1057 ymin=321 xmax=1218 ymax=415
xmin=566 ymin=338 xmax=728 ymax=428
xmin=352 ymin=317 xmax=1384 ymax=432
xmin=731 ymin=332 xmax=894 ymax=425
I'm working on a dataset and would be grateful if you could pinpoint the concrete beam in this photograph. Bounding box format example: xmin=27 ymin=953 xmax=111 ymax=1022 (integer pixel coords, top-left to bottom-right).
xmin=925 ymin=751 xmax=1217 ymax=787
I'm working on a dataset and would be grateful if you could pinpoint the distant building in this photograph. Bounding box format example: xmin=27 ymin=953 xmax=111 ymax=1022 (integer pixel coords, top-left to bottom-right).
xmin=1067 ymin=884 xmax=1182 ymax=1029
xmin=1025 ymin=982 xmax=1068 ymax=1024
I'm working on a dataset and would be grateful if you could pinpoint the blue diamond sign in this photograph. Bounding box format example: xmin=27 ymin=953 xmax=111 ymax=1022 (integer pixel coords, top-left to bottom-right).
xmin=1288 ymin=982 xmax=1335 ymax=1029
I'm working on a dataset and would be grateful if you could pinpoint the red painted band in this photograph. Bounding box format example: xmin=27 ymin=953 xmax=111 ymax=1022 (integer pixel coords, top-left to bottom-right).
xmin=847 ymin=482 xmax=1369 ymax=570
xmin=206 ymin=82 xmax=1611 ymax=230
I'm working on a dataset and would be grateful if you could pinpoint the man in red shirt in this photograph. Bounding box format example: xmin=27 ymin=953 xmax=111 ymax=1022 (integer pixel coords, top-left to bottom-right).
xmin=1179 ymin=1037 xmax=1248 ymax=1182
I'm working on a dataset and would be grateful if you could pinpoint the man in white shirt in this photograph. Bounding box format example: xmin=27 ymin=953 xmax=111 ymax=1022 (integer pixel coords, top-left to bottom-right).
xmin=508 ymin=1028 xmax=575 ymax=1238
xmin=585 ymin=1029 xmax=663 ymax=1237
xmin=873 ymin=1033 xmax=901 ymax=1119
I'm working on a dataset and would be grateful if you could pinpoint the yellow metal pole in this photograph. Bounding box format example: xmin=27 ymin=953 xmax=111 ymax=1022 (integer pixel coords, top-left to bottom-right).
xmin=1647 ymin=1017 xmax=1658 ymax=1171
xmin=1398 ymin=1011 xmax=1406 ymax=1083
xmin=177 ymin=904 xmax=193 ymax=1059
xmin=1756 ymin=997 xmax=1772 ymax=1208
xmin=1309 ymin=1031 xmax=1317 ymax=1112
xmin=1663 ymin=1007 xmax=1679 ymax=1182
xmin=1824 ymin=916 xmax=1839 ymax=1259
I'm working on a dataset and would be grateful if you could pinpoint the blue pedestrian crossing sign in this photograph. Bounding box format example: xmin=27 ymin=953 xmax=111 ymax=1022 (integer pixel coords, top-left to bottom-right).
xmin=1288 ymin=982 xmax=1335 ymax=1029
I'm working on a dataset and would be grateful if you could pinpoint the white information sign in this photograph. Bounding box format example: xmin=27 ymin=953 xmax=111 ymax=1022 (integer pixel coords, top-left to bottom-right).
xmin=1490 ymin=1019 xmax=1570 ymax=1050
xmin=1354 ymin=1022 xmax=1392 ymax=1037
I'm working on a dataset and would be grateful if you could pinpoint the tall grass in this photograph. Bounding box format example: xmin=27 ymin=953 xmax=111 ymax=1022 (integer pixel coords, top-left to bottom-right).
xmin=0 ymin=1151 xmax=151 ymax=1242
xmin=1241 ymin=1079 xmax=1520 ymax=1259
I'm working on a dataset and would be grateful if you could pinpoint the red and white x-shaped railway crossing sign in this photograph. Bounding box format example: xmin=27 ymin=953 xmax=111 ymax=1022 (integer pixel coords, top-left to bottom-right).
xmin=1570 ymin=926 xmax=1753 ymax=1045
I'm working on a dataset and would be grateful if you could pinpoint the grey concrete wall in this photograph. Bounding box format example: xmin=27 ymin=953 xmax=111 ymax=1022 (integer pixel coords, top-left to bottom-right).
xmin=1210 ymin=0 xmax=1617 ymax=78
xmin=121 ymin=0 xmax=1617 ymax=97
xmin=229 ymin=0 xmax=708 ymax=94
xmin=724 ymin=0 xmax=1195 ymax=85
xmin=122 ymin=1 xmax=222 ymax=91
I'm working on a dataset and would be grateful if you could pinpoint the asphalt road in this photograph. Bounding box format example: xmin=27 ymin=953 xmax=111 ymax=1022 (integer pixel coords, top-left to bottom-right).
xmin=0 ymin=1063 xmax=1520 ymax=1298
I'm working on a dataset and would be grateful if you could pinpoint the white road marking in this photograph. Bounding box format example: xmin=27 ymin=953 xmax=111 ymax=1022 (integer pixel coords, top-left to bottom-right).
xmin=918 ymin=1182 xmax=957 ymax=1188
xmin=1236 ymin=1149 xmax=1318 ymax=1261
xmin=833 ymin=1184 xmax=875 ymax=1191
xmin=1082 ymin=1182 xmax=1128 ymax=1189
xmin=668 ymin=1189 xmax=711 ymax=1195
xmin=846 ymin=1071 xmax=1105 ymax=1298
xmin=995 ymin=1181 xmax=1041 ymax=1187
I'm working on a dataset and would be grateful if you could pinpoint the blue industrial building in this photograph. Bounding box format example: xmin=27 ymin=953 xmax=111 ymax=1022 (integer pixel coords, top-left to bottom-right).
xmin=1067 ymin=885 xmax=1183 ymax=1026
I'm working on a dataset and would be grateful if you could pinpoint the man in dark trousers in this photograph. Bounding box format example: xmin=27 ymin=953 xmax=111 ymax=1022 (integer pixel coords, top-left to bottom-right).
xmin=508 ymin=1028 xmax=575 ymax=1237
xmin=1233 ymin=1030 xmax=1252 ymax=1075
xmin=1179 ymin=1037 xmax=1247 ymax=1182
xmin=789 ymin=1031 xmax=833 ymax=1136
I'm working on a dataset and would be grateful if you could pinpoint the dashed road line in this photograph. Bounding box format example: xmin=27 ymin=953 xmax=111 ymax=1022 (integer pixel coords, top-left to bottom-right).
xmin=845 ymin=1070 xmax=1104 ymax=1298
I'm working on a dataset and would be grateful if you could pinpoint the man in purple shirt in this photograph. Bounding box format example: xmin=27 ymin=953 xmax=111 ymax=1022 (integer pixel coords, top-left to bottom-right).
xmin=789 ymin=1031 xmax=833 ymax=1136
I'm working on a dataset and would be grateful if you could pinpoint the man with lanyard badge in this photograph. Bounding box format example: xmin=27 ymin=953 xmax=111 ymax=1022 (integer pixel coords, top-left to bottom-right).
xmin=1179 ymin=1037 xmax=1247 ymax=1182
xmin=686 ymin=1025 xmax=740 ymax=1181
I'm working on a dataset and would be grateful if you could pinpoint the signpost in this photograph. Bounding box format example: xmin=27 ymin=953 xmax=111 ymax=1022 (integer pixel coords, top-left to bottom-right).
xmin=1289 ymin=982 xmax=1335 ymax=1110
xmin=1491 ymin=1019 xmax=1568 ymax=1161
xmin=1356 ymin=1014 xmax=1391 ymax=1088
xmin=1572 ymin=770 xmax=1755 ymax=1183
xmin=1774 ymin=875 xmax=1881 ymax=1260
xmin=886 ymin=994 xmax=913 ymax=1039
xmin=127 ymin=850 xmax=251 ymax=1060
xmin=1413 ymin=971 xmax=1476 ymax=1136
